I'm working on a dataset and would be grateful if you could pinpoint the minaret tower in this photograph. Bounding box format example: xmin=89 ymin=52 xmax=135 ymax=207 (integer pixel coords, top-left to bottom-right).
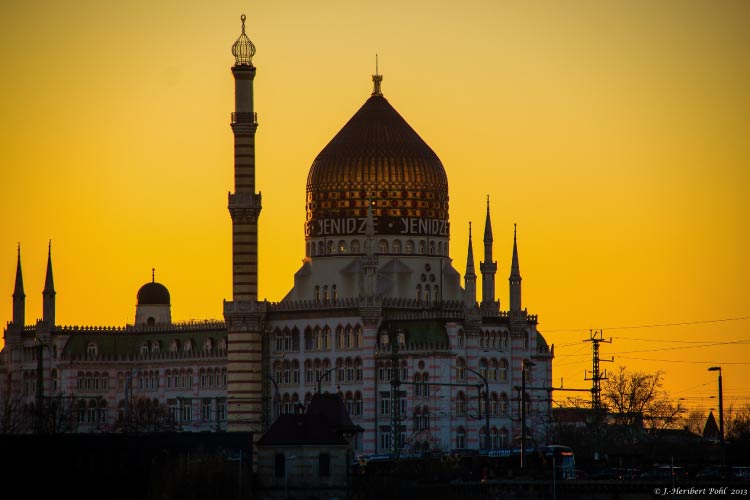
xmin=509 ymin=224 xmax=522 ymax=314
xmin=12 ymin=244 xmax=25 ymax=327
xmin=224 ymin=14 xmax=267 ymax=434
xmin=464 ymin=222 xmax=477 ymax=307
xmin=42 ymin=240 xmax=55 ymax=325
xmin=480 ymin=196 xmax=497 ymax=306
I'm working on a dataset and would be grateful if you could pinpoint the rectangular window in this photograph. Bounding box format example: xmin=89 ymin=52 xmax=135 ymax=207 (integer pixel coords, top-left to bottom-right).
xmin=217 ymin=399 xmax=227 ymax=421
xmin=202 ymin=399 xmax=212 ymax=421
xmin=380 ymin=392 xmax=390 ymax=415
xmin=180 ymin=399 xmax=192 ymax=422
xmin=380 ymin=426 xmax=391 ymax=450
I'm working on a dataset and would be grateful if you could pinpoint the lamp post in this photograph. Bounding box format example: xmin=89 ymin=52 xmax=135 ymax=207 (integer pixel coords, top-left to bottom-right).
xmin=521 ymin=359 xmax=535 ymax=470
xmin=465 ymin=367 xmax=490 ymax=451
xmin=708 ymin=366 xmax=724 ymax=464
xmin=317 ymin=366 xmax=338 ymax=394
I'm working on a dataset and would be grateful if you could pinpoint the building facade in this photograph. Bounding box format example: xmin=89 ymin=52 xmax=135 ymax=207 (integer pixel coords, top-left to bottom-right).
xmin=0 ymin=16 xmax=554 ymax=456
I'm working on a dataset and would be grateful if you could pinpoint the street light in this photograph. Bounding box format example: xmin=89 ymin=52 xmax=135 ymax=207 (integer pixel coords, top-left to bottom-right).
xmin=708 ymin=366 xmax=724 ymax=463
xmin=465 ymin=367 xmax=490 ymax=451
xmin=317 ymin=366 xmax=338 ymax=394
xmin=521 ymin=359 xmax=536 ymax=470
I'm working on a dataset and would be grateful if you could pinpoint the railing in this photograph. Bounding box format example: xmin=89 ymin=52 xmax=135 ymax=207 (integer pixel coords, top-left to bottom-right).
xmin=230 ymin=111 xmax=257 ymax=124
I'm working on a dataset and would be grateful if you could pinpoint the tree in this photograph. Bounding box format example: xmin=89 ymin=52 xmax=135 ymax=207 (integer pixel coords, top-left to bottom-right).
xmin=602 ymin=366 xmax=684 ymax=441
xmin=726 ymin=404 xmax=750 ymax=443
xmin=683 ymin=409 xmax=707 ymax=436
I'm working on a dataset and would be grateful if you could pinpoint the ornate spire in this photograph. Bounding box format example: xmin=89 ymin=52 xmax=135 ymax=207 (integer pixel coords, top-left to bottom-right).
xmin=464 ymin=222 xmax=477 ymax=307
xmin=483 ymin=195 xmax=493 ymax=244
xmin=44 ymin=240 xmax=55 ymax=295
xmin=152 ymin=267 xmax=155 ymax=283
xmin=12 ymin=243 xmax=25 ymax=327
xmin=466 ymin=222 xmax=476 ymax=277
xmin=232 ymin=14 xmax=256 ymax=67
xmin=510 ymin=223 xmax=520 ymax=278
xmin=13 ymin=243 xmax=24 ymax=299
xmin=372 ymin=54 xmax=383 ymax=96
xmin=509 ymin=224 xmax=522 ymax=313
xmin=43 ymin=240 xmax=56 ymax=325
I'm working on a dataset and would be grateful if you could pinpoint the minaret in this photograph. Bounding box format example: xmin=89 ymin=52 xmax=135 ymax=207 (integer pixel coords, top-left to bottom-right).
xmin=224 ymin=14 xmax=267 ymax=434
xmin=509 ymin=224 xmax=522 ymax=314
xmin=12 ymin=244 xmax=25 ymax=327
xmin=480 ymin=196 xmax=497 ymax=306
xmin=464 ymin=222 xmax=477 ymax=307
xmin=43 ymin=240 xmax=56 ymax=325
xmin=229 ymin=14 xmax=261 ymax=302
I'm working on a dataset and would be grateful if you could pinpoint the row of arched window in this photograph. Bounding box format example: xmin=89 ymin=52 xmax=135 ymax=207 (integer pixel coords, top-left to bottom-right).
xmin=478 ymin=330 xmax=510 ymax=349
xmin=377 ymin=360 xmax=409 ymax=382
xmin=454 ymin=391 xmax=510 ymax=416
xmin=273 ymin=324 xmax=365 ymax=353
xmin=415 ymin=284 xmax=440 ymax=302
xmin=199 ymin=367 xmax=227 ymax=388
xmin=455 ymin=357 xmax=510 ymax=383
xmin=77 ymin=371 xmax=109 ymax=392
xmin=307 ymin=238 xmax=449 ymax=257
xmin=455 ymin=426 xmax=510 ymax=450
xmin=77 ymin=399 xmax=107 ymax=424
xmin=273 ymin=391 xmax=364 ymax=417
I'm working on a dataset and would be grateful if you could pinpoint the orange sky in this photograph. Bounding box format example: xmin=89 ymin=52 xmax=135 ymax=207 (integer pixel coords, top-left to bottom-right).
xmin=1 ymin=1 xmax=748 ymax=410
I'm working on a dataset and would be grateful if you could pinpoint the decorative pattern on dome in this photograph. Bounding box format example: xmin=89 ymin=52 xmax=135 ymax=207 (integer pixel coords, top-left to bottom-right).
xmin=232 ymin=14 xmax=256 ymax=67
xmin=306 ymin=92 xmax=449 ymax=239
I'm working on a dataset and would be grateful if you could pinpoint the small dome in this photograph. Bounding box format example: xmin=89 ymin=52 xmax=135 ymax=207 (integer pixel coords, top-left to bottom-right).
xmin=137 ymin=282 xmax=170 ymax=305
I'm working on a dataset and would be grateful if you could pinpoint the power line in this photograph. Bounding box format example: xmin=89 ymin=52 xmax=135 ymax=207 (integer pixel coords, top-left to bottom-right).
xmin=610 ymin=340 xmax=750 ymax=355
xmin=614 ymin=336 xmax=750 ymax=344
xmin=544 ymin=315 xmax=750 ymax=333
xmin=616 ymin=355 xmax=750 ymax=365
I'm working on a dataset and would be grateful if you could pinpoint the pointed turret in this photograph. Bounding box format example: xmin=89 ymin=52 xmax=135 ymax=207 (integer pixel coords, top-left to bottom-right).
xmin=509 ymin=224 xmax=522 ymax=313
xmin=12 ymin=244 xmax=25 ymax=327
xmin=479 ymin=195 xmax=497 ymax=306
xmin=43 ymin=240 xmax=56 ymax=325
xmin=464 ymin=222 xmax=477 ymax=307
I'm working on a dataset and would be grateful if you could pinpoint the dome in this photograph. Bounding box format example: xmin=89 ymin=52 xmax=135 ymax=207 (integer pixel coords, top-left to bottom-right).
xmin=306 ymin=90 xmax=449 ymax=239
xmin=137 ymin=281 xmax=170 ymax=305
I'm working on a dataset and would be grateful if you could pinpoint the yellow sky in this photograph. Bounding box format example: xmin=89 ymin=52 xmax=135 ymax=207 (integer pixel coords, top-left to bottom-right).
xmin=1 ymin=0 xmax=748 ymax=409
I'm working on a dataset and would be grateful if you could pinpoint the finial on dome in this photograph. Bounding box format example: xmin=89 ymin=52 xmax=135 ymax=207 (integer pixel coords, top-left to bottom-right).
xmin=372 ymin=54 xmax=383 ymax=96
xmin=152 ymin=268 xmax=155 ymax=283
xmin=232 ymin=14 xmax=256 ymax=67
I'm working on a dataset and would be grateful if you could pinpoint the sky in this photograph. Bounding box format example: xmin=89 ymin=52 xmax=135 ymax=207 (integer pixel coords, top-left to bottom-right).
xmin=1 ymin=0 xmax=748 ymax=410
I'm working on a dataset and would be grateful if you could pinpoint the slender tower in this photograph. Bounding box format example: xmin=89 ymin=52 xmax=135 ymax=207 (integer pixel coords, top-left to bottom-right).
xmin=509 ymin=224 xmax=522 ymax=314
xmin=224 ymin=14 xmax=266 ymax=433
xmin=480 ymin=196 xmax=497 ymax=306
xmin=464 ymin=222 xmax=477 ymax=307
xmin=12 ymin=244 xmax=25 ymax=327
xmin=42 ymin=241 xmax=55 ymax=325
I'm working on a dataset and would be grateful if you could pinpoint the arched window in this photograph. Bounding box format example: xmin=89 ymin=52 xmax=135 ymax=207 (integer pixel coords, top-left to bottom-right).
xmin=140 ymin=343 xmax=149 ymax=356
xmin=429 ymin=241 xmax=435 ymax=255
xmin=283 ymin=360 xmax=291 ymax=384
xmin=305 ymin=360 xmax=313 ymax=384
xmin=489 ymin=359 xmax=498 ymax=381
xmin=355 ymin=326 xmax=363 ymax=348
xmin=338 ymin=240 xmax=346 ymax=253
xmin=87 ymin=342 xmax=98 ymax=357
xmin=355 ymin=358 xmax=363 ymax=381
xmin=318 ymin=241 xmax=325 ymax=256
xmin=326 ymin=240 xmax=334 ymax=254
xmin=346 ymin=358 xmax=354 ymax=382
xmin=378 ymin=239 xmax=388 ymax=253
xmin=456 ymin=392 xmax=466 ymax=415
xmin=414 ymin=407 xmax=422 ymax=430
xmin=456 ymin=357 xmax=466 ymax=381
xmin=184 ymin=340 xmax=193 ymax=352
xmin=336 ymin=358 xmax=345 ymax=382
xmin=479 ymin=427 xmax=488 ymax=449
xmin=169 ymin=339 xmax=179 ymax=352
xmin=336 ymin=326 xmax=345 ymax=349
xmin=354 ymin=391 xmax=363 ymax=416
xmin=405 ymin=240 xmax=414 ymax=254
xmin=479 ymin=358 xmax=488 ymax=380
xmin=418 ymin=240 xmax=426 ymax=254
xmin=490 ymin=392 xmax=499 ymax=415
xmin=392 ymin=240 xmax=402 ymax=253
xmin=499 ymin=359 xmax=509 ymax=382
xmin=500 ymin=428 xmax=509 ymax=448
xmin=416 ymin=284 xmax=422 ymax=301
xmin=457 ymin=329 xmax=465 ymax=348
xmin=500 ymin=393 xmax=508 ymax=415
xmin=456 ymin=427 xmax=466 ymax=449
xmin=292 ymin=360 xmax=300 ymax=384
xmin=414 ymin=373 xmax=422 ymax=397
xmin=351 ymin=240 xmax=361 ymax=253
xmin=491 ymin=427 xmax=499 ymax=449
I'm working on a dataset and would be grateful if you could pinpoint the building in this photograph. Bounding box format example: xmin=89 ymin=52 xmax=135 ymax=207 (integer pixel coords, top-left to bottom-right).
xmin=1 ymin=15 xmax=554 ymax=456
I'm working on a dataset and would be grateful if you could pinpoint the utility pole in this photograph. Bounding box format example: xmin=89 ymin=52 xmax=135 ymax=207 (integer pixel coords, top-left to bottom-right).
xmin=584 ymin=330 xmax=613 ymax=464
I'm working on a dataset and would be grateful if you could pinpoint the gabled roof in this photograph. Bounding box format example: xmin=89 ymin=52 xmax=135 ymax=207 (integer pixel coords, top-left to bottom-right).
xmin=257 ymin=393 xmax=362 ymax=447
